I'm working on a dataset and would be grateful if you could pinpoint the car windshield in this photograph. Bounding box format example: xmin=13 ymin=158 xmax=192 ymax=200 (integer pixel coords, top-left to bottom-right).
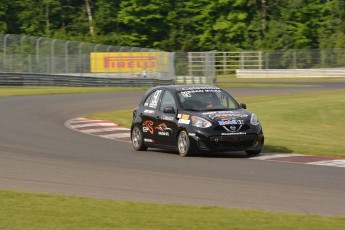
xmin=177 ymin=87 xmax=240 ymax=111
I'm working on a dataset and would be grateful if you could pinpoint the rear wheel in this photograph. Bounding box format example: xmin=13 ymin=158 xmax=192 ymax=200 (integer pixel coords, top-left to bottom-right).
xmin=177 ymin=130 xmax=193 ymax=157
xmin=131 ymin=126 xmax=148 ymax=151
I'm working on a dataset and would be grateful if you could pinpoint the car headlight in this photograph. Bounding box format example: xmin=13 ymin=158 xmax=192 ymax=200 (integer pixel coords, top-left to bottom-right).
xmin=191 ymin=116 xmax=212 ymax=128
xmin=250 ymin=113 xmax=260 ymax=125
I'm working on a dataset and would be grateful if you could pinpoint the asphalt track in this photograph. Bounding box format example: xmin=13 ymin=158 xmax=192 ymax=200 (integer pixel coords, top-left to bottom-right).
xmin=0 ymin=82 xmax=345 ymax=216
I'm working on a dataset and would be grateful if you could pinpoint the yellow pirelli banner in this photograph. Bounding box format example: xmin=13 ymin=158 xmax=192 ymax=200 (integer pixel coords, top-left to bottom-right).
xmin=90 ymin=52 xmax=169 ymax=73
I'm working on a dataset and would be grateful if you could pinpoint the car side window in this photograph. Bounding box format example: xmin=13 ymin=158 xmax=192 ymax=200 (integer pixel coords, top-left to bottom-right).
xmin=143 ymin=90 xmax=162 ymax=109
xmin=218 ymin=92 xmax=237 ymax=109
xmin=159 ymin=91 xmax=176 ymax=112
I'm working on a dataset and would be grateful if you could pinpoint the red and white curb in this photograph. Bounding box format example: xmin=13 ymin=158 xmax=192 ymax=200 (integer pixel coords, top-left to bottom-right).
xmin=65 ymin=117 xmax=131 ymax=143
xmin=252 ymin=153 xmax=345 ymax=168
xmin=65 ymin=118 xmax=345 ymax=168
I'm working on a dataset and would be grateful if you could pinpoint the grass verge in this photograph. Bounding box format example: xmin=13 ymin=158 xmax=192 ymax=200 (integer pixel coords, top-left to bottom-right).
xmin=85 ymin=90 xmax=345 ymax=157
xmin=0 ymin=190 xmax=344 ymax=230
xmin=0 ymin=86 xmax=149 ymax=97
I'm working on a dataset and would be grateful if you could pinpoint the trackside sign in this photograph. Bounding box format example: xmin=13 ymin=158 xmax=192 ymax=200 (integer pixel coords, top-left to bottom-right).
xmin=90 ymin=52 xmax=168 ymax=72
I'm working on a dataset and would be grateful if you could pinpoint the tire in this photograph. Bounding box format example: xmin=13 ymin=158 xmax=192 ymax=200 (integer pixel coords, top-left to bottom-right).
xmin=131 ymin=126 xmax=148 ymax=151
xmin=245 ymin=150 xmax=261 ymax=156
xmin=177 ymin=130 xmax=193 ymax=157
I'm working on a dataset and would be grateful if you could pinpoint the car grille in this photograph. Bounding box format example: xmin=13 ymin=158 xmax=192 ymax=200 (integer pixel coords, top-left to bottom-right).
xmin=210 ymin=134 xmax=257 ymax=149
xmin=214 ymin=124 xmax=251 ymax=132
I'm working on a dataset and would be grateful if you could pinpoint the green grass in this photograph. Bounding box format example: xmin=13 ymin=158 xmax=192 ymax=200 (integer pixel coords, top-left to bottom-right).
xmin=0 ymin=86 xmax=149 ymax=97
xmin=1 ymin=86 xmax=345 ymax=227
xmin=86 ymin=90 xmax=345 ymax=157
xmin=0 ymin=190 xmax=344 ymax=230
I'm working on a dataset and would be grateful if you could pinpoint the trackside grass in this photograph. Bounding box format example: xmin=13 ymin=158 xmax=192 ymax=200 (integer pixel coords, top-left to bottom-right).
xmin=0 ymin=86 xmax=149 ymax=97
xmin=0 ymin=190 xmax=344 ymax=230
xmin=86 ymin=90 xmax=345 ymax=157
xmin=1 ymin=86 xmax=345 ymax=228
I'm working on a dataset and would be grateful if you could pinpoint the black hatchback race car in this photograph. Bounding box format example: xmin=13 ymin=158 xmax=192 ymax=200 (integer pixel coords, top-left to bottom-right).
xmin=131 ymin=85 xmax=264 ymax=156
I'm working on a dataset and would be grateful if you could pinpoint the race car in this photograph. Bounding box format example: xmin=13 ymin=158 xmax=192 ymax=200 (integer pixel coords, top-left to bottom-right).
xmin=131 ymin=85 xmax=264 ymax=156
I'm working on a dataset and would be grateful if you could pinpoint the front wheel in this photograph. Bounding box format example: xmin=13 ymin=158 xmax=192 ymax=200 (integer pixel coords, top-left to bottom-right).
xmin=131 ymin=126 xmax=148 ymax=151
xmin=177 ymin=130 xmax=193 ymax=157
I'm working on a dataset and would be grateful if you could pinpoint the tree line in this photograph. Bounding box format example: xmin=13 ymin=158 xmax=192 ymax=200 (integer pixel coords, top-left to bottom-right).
xmin=0 ymin=0 xmax=344 ymax=52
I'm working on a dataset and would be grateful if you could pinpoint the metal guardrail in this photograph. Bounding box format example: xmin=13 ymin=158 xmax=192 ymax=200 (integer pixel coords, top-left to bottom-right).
xmin=236 ymin=69 xmax=345 ymax=78
xmin=0 ymin=73 xmax=175 ymax=87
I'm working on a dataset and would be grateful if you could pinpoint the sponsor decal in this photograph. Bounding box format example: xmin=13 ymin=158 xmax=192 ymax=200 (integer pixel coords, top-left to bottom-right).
xmin=188 ymin=133 xmax=196 ymax=136
xmin=177 ymin=114 xmax=182 ymax=118
xmin=180 ymin=88 xmax=221 ymax=98
xmin=221 ymin=132 xmax=246 ymax=136
xmin=180 ymin=86 xmax=219 ymax=91
xmin=158 ymin=132 xmax=169 ymax=136
xmin=155 ymin=123 xmax=172 ymax=136
xmin=203 ymin=111 xmax=249 ymax=119
xmin=178 ymin=119 xmax=191 ymax=124
xmin=181 ymin=114 xmax=190 ymax=119
xmin=142 ymin=120 xmax=154 ymax=134
xmin=144 ymin=109 xmax=155 ymax=114
xmin=149 ymin=90 xmax=162 ymax=108
xmin=144 ymin=138 xmax=155 ymax=142
xmin=155 ymin=123 xmax=172 ymax=132
xmin=218 ymin=120 xmax=244 ymax=125
xmin=160 ymin=115 xmax=174 ymax=121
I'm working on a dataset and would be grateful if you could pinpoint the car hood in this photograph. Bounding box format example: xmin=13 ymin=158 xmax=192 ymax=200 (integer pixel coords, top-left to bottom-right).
xmin=200 ymin=109 xmax=250 ymax=122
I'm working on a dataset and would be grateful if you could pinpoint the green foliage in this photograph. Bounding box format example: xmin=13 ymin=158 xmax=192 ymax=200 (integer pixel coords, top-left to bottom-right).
xmin=0 ymin=0 xmax=344 ymax=51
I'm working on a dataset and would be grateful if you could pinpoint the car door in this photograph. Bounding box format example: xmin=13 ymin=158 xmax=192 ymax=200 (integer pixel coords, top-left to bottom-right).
xmin=140 ymin=89 xmax=163 ymax=144
xmin=154 ymin=90 xmax=179 ymax=147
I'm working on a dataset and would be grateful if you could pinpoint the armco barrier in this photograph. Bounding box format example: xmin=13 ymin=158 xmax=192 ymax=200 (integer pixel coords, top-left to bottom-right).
xmin=0 ymin=73 xmax=175 ymax=87
xmin=175 ymin=76 xmax=207 ymax=84
xmin=236 ymin=69 xmax=345 ymax=78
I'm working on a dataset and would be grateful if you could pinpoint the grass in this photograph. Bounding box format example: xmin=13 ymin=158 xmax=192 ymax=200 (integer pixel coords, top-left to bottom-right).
xmin=1 ymin=85 xmax=345 ymax=228
xmin=0 ymin=190 xmax=344 ymax=230
xmin=242 ymin=90 xmax=345 ymax=156
xmin=86 ymin=90 xmax=345 ymax=157
xmin=0 ymin=86 xmax=149 ymax=97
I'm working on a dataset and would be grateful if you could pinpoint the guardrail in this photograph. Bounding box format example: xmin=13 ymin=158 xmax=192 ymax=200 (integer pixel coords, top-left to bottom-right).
xmin=175 ymin=76 xmax=207 ymax=84
xmin=0 ymin=73 xmax=175 ymax=87
xmin=236 ymin=69 xmax=345 ymax=78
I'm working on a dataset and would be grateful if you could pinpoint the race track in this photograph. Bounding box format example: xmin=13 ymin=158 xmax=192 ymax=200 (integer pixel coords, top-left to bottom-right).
xmin=0 ymin=83 xmax=345 ymax=216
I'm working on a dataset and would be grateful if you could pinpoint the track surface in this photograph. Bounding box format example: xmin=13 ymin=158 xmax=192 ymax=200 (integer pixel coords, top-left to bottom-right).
xmin=0 ymin=83 xmax=345 ymax=216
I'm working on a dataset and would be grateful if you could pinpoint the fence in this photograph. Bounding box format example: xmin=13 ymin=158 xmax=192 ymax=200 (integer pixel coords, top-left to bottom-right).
xmin=1 ymin=34 xmax=345 ymax=85
xmin=0 ymin=34 xmax=175 ymax=80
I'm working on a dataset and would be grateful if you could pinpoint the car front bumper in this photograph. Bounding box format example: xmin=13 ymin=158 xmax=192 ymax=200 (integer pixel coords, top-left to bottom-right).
xmin=188 ymin=127 xmax=264 ymax=152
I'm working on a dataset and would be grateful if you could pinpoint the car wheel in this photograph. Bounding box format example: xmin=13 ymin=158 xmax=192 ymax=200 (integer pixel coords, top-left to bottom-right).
xmin=245 ymin=150 xmax=261 ymax=156
xmin=177 ymin=130 xmax=193 ymax=157
xmin=131 ymin=126 xmax=148 ymax=151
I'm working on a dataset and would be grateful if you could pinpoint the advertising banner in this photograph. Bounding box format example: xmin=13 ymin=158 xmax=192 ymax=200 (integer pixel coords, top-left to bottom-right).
xmin=90 ymin=52 xmax=168 ymax=73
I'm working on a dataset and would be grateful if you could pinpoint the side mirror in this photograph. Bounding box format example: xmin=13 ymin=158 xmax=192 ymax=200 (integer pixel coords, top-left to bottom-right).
xmin=163 ymin=106 xmax=175 ymax=114
xmin=240 ymin=103 xmax=247 ymax=109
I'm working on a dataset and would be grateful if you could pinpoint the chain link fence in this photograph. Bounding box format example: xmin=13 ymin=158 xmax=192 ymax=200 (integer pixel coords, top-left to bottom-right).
xmin=0 ymin=34 xmax=175 ymax=80
xmin=263 ymin=49 xmax=345 ymax=69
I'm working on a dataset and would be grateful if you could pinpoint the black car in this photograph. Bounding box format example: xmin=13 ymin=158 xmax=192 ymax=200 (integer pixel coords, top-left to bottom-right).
xmin=131 ymin=85 xmax=264 ymax=157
